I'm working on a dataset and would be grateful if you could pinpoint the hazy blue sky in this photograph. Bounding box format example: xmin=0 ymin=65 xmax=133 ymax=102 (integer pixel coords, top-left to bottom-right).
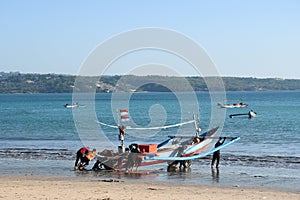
xmin=1 ymin=0 xmax=299 ymax=78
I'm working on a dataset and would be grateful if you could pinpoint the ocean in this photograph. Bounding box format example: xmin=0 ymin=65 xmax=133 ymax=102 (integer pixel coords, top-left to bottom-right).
xmin=0 ymin=91 xmax=299 ymax=191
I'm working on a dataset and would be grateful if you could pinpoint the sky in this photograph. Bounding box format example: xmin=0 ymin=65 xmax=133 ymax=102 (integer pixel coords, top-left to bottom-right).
xmin=0 ymin=0 xmax=300 ymax=79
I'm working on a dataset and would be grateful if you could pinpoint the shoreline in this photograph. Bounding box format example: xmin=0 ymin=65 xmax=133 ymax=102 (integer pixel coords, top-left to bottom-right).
xmin=0 ymin=175 xmax=299 ymax=200
xmin=1 ymin=158 xmax=299 ymax=193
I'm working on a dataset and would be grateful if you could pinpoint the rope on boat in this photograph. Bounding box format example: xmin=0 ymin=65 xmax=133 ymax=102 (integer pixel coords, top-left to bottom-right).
xmin=95 ymin=120 xmax=196 ymax=130
xmin=96 ymin=121 xmax=119 ymax=129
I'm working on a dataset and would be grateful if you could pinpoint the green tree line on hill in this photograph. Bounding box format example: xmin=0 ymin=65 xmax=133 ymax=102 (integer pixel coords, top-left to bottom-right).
xmin=0 ymin=72 xmax=299 ymax=93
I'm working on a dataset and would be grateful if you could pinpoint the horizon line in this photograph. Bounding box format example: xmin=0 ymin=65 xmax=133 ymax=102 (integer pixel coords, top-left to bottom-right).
xmin=1 ymin=71 xmax=299 ymax=80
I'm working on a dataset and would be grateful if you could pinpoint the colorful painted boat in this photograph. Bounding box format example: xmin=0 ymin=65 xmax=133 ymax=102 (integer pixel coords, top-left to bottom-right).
xmin=218 ymin=102 xmax=248 ymax=108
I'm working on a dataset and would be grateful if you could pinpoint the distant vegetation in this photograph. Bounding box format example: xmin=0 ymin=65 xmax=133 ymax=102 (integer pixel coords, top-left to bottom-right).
xmin=0 ymin=72 xmax=299 ymax=93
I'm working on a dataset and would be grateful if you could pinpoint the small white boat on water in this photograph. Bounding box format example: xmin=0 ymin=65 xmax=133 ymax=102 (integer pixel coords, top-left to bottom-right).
xmin=64 ymin=103 xmax=79 ymax=108
xmin=217 ymin=102 xmax=248 ymax=108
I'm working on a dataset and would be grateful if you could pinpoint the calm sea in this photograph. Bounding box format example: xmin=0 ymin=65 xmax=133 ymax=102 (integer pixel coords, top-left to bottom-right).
xmin=0 ymin=91 xmax=299 ymax=191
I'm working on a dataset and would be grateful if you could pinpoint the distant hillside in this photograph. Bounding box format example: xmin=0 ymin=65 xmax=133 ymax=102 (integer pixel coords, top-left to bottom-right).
xmin=0 ymin=72 xmax=299 ymax=93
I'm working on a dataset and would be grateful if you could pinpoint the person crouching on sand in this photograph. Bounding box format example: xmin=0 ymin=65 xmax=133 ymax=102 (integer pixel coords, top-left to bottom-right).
xmin=77 ymin=149 xmax=98 ymax=170
xmin=74 ymin=147 xmax=97 ymax=170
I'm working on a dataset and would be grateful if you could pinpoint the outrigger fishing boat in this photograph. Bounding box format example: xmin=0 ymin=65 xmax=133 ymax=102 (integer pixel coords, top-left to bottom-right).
xmin=91 ymin=110 xmax=240 ymax=172
xmin=230 ymin=110 xmax=257 ymax=119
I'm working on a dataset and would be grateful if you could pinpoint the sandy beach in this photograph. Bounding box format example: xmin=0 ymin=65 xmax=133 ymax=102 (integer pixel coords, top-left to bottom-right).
xmin=0 ymin=176 xmax=299 ymax=200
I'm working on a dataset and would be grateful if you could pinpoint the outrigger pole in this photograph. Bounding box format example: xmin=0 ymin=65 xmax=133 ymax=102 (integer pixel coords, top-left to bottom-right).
xmin=229 ymin=110 xmax=257 ymax=119
xmin=229 ymin=113 xmax=249 ymax=118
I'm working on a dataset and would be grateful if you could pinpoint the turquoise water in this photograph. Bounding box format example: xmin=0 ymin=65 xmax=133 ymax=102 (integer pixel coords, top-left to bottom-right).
xmin=0 ymin=91 xmax=299 ymax=191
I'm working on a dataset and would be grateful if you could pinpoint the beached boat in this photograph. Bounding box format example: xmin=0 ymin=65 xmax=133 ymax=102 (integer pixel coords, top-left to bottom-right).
xmin=91 ymin=125 xmax=239 ymax=172
xmin=87 ymin=111 xmax=240 ymax=172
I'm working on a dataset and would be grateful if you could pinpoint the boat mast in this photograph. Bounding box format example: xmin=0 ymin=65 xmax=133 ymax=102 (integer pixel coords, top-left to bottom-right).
xmin=193 ymin=113 xmax=201 ymax=137
xmin=118 ymin=109 xmax=129 ymax=153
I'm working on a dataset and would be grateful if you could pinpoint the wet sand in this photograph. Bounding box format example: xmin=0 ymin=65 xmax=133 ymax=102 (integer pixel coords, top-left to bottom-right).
xmin=0 ymin=176 xmax=299 ymax=200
